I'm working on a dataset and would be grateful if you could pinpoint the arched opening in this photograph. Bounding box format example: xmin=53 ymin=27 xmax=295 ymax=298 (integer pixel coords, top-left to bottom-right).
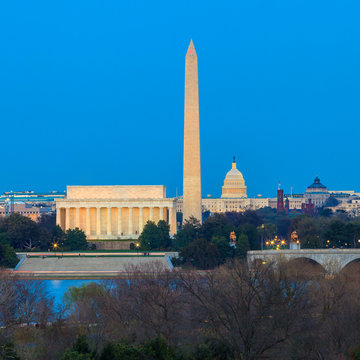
xmin=284 ymin=257 xmax=326 ymax=279
xmin=341 ymin=258 xmax=360 ymax=280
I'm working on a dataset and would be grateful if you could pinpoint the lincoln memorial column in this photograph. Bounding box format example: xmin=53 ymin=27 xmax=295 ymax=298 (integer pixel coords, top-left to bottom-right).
xmin=75 ymin=207 xmax=80 ymax=229
xmin=128 ymin=207 xmax=133 ymax=235
xmin=159 ymin=207 xmax=164 ymax=221
xmin=168 ymin=207 xmax=173 ymax=232
xmin=65 ymin=207 xmax=70 ymax=230
xmin=118 ymin=207 xmax=122 ymax=235
xmin=96 ymin=207 xmax=101 ymax=236
xmin=150 ymin=207 xmax=154 ymax=221
xmin=107 ymin=207 xmax=112 ymax=235
xmin=86 ymin=208 xmax=91 ymax=236
xmin=56 ymin=207 xmax=61 ymax=226
xmin=139 ymin=207 xmax=143 ymax=234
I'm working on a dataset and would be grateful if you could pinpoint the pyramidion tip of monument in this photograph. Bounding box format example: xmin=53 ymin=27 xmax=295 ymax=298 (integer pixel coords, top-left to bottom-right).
xmin=187 ymin=39 xmax=196 ymax=55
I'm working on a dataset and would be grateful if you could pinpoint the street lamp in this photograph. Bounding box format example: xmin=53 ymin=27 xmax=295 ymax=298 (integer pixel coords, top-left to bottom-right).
xmin=136 ymin=242 xmax=140 ymax=257
xmin=53 ymin=243 xmax=58 ymax=256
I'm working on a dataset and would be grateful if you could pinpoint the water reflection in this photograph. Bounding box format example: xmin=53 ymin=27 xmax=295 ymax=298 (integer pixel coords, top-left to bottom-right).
xmin=44 ymin=279 xmax=102 ymax=305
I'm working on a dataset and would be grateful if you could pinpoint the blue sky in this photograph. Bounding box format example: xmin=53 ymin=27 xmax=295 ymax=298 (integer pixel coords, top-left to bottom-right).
xmin=1 ymin=0 xmax=359 ymax=197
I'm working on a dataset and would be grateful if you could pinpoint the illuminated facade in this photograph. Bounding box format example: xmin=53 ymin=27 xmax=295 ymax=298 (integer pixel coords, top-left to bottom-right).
xmin=176 ymin=197 xmax=270 ymax=214
xmin=56 ymin=185 xmax=177 ymax=240
xmin=221 ymin=157 xmax=247 ymax=198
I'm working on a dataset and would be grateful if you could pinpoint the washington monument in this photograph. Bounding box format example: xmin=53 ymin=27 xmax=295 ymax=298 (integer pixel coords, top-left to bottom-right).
xmin=183 ymin=40 xmax=202 ymax=223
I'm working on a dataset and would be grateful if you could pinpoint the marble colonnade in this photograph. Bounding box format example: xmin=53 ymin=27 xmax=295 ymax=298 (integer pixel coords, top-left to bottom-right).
xmin=56 ymin=201 xmax=177 ymax=240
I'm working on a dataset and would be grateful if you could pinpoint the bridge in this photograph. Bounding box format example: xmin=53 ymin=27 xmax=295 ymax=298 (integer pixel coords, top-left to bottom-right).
xmin=247 ymin=249 xmax=360 ymax=274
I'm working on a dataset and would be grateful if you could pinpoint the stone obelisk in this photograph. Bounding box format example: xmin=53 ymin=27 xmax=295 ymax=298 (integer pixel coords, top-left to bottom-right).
xmin=183 ymin=39 xmax=202 ymax=223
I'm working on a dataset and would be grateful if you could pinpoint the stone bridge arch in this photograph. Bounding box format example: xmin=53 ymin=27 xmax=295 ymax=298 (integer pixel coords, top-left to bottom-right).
xmin=247 ymin=249 xmax=360 ymax=274
xmin=340 ymin=258 xmax=360 ymax=273
xmin=285 ymin=257 xmax=326 ymax=274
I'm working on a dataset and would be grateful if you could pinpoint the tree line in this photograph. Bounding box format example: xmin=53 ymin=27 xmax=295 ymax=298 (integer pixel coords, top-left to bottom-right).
xmin=138 ymin=208 xmax=360 ymax=269
xmin=1 ymin=208 xmax=360 ymax=270
xmin=1 ymin=260 xmax=360 ymax=359
xmin=0 ymin=213 xmax=89 ymax=267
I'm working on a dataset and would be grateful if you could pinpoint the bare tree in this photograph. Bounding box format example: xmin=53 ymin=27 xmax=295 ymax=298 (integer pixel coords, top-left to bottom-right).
xmin=180 ymin=260 xmax=309 ymax=360
xmin=15 ymin=280 xmax=54 ymax=326
xmin=0 ymin=271 xmax=19 ymax=328
xmin=123 ymin=262 xmax=189 ymax=345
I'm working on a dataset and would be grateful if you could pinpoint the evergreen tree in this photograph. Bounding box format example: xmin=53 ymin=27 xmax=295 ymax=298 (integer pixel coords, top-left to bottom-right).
xmin=236 ymin=234 xmax=250 ymax=258
xmin=64 ymin=228 xmax=88 ymax=250
xmin=180 ymin=238 xmax=222 ymax=269
xmin=139 ymin=220 xmax=171 ymax=250
xmin=52 ymin=225 xmax=65 ymax=244
xmin=0 ymin=213 xmax=51 ymax=250
xmin=0 ymin=243 xmax=18 ymax=268
xmin=61 ymin=335 xmax=95 ymax=360
xmin=157 ymin=220 xmax=171 ymax=249
xmin=211 ymin=235 xmax=234 ymax=262
xmin=139 ymin=221 xmax=159 ymax=250
xmin=173 ymin=217 xmax=200 ymax=249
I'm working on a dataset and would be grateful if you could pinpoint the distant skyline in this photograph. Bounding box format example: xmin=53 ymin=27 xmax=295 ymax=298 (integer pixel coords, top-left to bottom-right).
xmin=1 ymin=1 xmax=359 ymax=197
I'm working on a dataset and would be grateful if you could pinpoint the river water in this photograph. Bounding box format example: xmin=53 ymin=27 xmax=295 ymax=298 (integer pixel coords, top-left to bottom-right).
xmin=43 ymin=279 xmax=101 ymax=305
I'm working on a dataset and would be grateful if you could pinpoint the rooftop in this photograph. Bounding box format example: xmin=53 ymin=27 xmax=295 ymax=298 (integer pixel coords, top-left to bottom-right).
xmin=307 ymin=176 xmax=327 ymax=190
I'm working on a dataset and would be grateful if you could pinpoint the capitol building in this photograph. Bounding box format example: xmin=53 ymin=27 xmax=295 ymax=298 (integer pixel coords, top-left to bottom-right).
xmin=176 ymin=157 xmax=270 ymax=214
xmin=176 ymin=160 xmax=360 ymax=216
xmin=221 ymin=157 xmax=247 ymax=199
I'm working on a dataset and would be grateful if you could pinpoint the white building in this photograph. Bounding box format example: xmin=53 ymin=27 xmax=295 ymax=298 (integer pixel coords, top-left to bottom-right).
xmin=304 ymin=177 xmax=330 ymax=207
xmin=56 ymin=185 xmax=177 ymax=240
xmin=177 ymin=159 xmax=271 ymax=215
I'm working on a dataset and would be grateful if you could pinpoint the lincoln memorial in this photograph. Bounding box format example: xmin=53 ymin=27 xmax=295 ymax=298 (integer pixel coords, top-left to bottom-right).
xmin=55 ymin=185 xmax=177 ymax=240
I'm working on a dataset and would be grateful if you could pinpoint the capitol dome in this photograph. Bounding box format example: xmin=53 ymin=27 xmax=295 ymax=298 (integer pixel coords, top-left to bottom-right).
xmin=221 ymin=157 xmax=247 ymax=198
